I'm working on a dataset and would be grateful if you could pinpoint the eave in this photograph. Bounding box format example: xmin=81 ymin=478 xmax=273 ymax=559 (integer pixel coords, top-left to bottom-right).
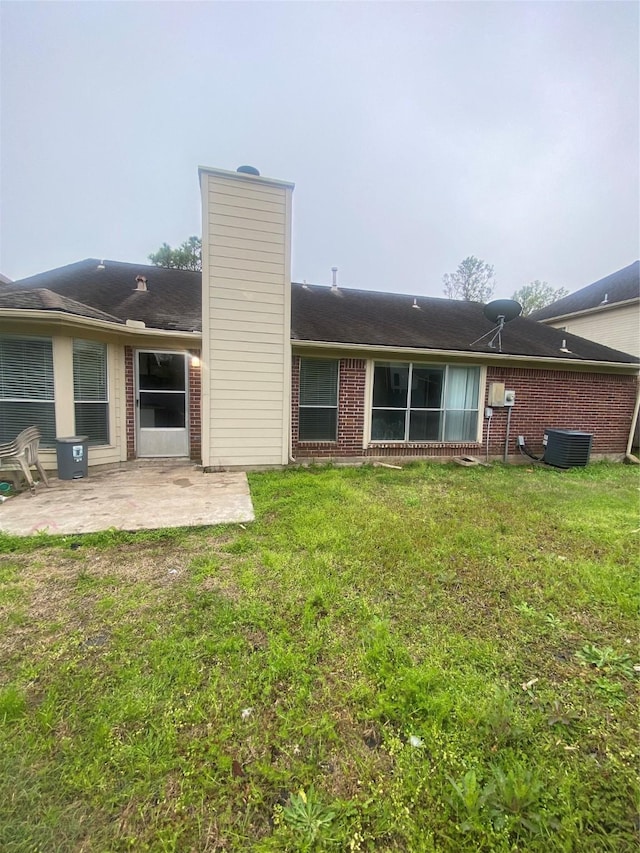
xmin=538 ymin=297 xmax=640 ymax=325
xmin=292 ymin=338 xmax=639 ymax=374
xmin=0 ymin=308 xmax=202 ymax=342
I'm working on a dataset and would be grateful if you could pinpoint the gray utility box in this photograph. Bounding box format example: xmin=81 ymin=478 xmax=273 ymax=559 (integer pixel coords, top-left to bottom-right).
xmin=56 ymin=436 xmax=89 ymax=480
xmin=543 ymin=429 xmax=593 ymax=469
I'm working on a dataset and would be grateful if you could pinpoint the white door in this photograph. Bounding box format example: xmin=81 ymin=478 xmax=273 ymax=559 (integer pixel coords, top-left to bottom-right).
xmin=136 ymin=351 xmax=188 ymax=457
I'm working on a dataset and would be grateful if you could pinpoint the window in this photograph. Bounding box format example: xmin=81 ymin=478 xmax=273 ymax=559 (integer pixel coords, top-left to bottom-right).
xmin=371 ymin=362 xmax=480 ymax=442
xmin=73 ymin=340 xmax=109 ymax=445
xmin=299 ymin=358 xmax=338 ymax=441
xmin=0 ymin=336 xmax=56 ymax=445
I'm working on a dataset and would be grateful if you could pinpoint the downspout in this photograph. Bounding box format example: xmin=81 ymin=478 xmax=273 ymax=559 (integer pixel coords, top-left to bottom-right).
xmin=625 ymin=377 xmax=640 ymax=464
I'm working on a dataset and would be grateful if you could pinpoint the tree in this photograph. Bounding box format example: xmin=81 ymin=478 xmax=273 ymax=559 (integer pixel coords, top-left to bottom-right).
xmin=511 ymin=280 xmax=569 ymax=316
xmin=148 ymin=236 xmax=201 ymax=271
xmin=442 ymin=256 xmax=495 ymax=302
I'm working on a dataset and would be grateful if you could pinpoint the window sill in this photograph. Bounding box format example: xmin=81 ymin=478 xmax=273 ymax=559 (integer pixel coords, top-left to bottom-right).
xmin=368 ymin=441 xmax=481 ymax=448
xmin=298 ymin=440 xmax=338 ymax=445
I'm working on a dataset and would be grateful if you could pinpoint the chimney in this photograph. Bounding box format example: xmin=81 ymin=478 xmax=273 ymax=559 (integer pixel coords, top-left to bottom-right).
xmin=199 ymin=165 xmax=295 ymax=469
xmin=134 ymin=275 xmax=148 ymax=292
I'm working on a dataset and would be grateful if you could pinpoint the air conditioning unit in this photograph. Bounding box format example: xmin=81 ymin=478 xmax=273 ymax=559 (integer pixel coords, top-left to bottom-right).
xmin=543 ymin=429 xmax=593 ymax=468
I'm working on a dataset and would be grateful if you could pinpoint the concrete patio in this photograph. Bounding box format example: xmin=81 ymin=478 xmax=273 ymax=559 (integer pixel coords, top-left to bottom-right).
xmin=0 ymin=462 xmax=255 ymax=536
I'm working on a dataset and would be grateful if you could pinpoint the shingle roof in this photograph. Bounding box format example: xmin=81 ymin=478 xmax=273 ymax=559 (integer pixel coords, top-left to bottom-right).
xmin=3 ymin=259 xmax=637 ymax=365
xmin=291 ymin=284 xmax=638 ymax=364
xmin=3 ymin=259 xmax=201 ymax=332
xmin=529 ymin=261 xmax=640 ymax=321
xmin=0 ymin=288 xmax=122 ymax=324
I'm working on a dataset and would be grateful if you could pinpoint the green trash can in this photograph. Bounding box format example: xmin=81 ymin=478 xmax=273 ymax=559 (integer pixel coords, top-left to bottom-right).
xmin=56 ymin=436 xmax=89 ymax=480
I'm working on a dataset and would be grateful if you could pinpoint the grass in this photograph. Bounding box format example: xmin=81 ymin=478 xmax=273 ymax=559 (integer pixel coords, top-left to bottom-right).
xmin=0 ymin=461 xmax=638 ymax=851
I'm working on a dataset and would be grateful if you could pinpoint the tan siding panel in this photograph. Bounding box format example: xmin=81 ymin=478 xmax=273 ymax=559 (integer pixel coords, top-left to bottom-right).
xmin=208 ymin=234 xmax=285 ymax=256
xmin=210 ymin=331 xmax=284 ymax=348
xmin=207 ymin=254 xmax=284 ymax=275
xmin=210 ymin=192 xmax=285 ymax=215
xmin=208 ymin=314 xmax=284 ymax=333
xmin=210 ymin=395 xmax=283 ymax=408
xmin=209 ymin=360 xmax=283 ymax=375
xmin=213 ymin=202 xmax=285 ymax=226
xmin=209 ymin=213 xmax=284 ymax=236
xmin=210 ymin=297 xmax=283 ymax=316
xmin=210 ymin=266 xmax=285 ymax=286
xmin=550 ymin=304 xmax=640 ymax=358
xmin=212 ymin=244 xmax=286 ymax=265
xmin=209 ymin=436 xmax=283 ymax=449
xmin=209 ymin=178 xmax=285 ymax=203
xmin=210 ymin=379 xmax=283 ymax=393
xmin=213 ymin=350 xmax=284 ymax=366
xmin=210 ymin=225 xmax=284 ymax=248
xmin=212 ymin=286 xmax=284 ymax=305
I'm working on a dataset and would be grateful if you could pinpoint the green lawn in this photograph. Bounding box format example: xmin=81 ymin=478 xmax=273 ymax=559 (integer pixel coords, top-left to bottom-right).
xmin=0 ymin=462 xmax=638 ymax=852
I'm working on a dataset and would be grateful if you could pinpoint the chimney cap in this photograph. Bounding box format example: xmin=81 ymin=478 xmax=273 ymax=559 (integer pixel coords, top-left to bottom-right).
xmin=237 ymin=165 xmax=260 ymax=176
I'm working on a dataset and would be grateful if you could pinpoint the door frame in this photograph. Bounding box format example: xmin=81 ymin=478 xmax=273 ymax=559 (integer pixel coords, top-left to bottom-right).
xmin=134 ymin=349 xmax=190 ymax=458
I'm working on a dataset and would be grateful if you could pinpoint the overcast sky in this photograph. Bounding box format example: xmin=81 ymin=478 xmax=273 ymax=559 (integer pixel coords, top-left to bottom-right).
xmin=1 ymin=1 xmax=638 ymax=299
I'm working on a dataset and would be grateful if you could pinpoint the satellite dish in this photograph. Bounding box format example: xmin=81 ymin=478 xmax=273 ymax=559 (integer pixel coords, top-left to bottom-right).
xmin=471 ymin=299 xmax=522 ymax=353
xmin=483 ymin=299 xmax=522 ymax=324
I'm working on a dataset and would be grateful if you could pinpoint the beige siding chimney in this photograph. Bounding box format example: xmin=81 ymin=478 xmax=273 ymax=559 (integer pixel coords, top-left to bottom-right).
xmin=199 ymin=166 xmax=294 ymax=468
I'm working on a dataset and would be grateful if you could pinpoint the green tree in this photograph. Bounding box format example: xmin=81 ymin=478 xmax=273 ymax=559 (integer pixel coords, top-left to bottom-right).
xmin=148 ymin=236 xmax=201 ymax=271
xmin=443 ymin=256 xmax=495 ymax=302
xmin=512 ymin=280 xmax=569 ymax=316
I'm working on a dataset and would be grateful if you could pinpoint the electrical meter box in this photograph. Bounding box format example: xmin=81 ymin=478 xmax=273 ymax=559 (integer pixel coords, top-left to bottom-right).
xmin=488 ymin=382 xmax=506 ymax=407
xmin=504 ymin=390 xmax=516 ymax=407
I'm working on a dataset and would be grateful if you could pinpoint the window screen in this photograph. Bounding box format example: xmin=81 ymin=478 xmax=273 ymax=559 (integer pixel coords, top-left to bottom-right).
xmin=299 ymin=358 xmax=338 ymax=441
xmin=0 ymin=336 xmax=56 ymax=445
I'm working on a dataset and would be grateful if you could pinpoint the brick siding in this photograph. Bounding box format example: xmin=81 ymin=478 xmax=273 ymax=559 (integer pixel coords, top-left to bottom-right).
xmin=292 ymin=356 xmax=637 ymax=460
xmin=188 ymin=350 xmax=201 ymax=462
xmin=124 ymin=346 xmax=135 ymax=460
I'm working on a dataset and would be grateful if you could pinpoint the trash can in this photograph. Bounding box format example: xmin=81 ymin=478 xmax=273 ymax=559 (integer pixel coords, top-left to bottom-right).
xmin=56 ymin=436 xmax=89 ymax=480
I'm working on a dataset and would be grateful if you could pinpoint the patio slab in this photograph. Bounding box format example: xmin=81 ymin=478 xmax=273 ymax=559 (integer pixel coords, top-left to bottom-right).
xmin=0 ymin=463 xmax=255 ymax=536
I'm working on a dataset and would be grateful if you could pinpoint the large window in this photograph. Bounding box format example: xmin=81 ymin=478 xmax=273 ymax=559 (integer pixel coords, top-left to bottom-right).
xmin=299 ymin=358 xmax=338 ymax=441
xmin=371 ymin=362 xmax=480 ymax=442
xmin=0 ymin=336 xmax=56 ymax=445
xmin=73 ymin=340 xmax=109 ymax=445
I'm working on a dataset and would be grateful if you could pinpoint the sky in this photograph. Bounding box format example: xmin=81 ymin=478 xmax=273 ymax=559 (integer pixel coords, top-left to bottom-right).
xmin=1 ymin=1 xmax=638 ymax=299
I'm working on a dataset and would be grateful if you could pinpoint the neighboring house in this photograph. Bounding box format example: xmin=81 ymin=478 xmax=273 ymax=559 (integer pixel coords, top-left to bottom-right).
xmin=529 ymin=261 xmax=640 ymax=358
xmin=0 ymin=165 xmax=638 ymax=472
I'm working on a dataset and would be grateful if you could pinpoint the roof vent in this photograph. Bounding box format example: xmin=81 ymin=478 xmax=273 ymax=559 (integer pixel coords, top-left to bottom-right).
xmin=134 ymin=275 xmax=148 ymax=292
xmin=331 ymin=267 xmax=338 ymax=291
xmin=97 ymin=259 xmax=105 ymax=270
xmin=412 ymin=298 xmax=419 ymax=309
xmin=237 ymin=165 xmax=260 ymax=176
xmin=600 ymin=292 xmax=609 ymax=305
xmin=559 ymin=338 xmax=571 ymax=353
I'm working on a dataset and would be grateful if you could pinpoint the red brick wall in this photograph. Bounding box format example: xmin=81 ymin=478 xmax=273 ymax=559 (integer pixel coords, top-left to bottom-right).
xmin=291 ymin=356 xmax=367 ymax=458
xmin=124 ymin=346 xmax=135 ymax=460
xmin=188 ymin=350 xmax=201 ymax=462
xmin=484 ymin=366 xmax=636 ymax=457
xmin=291 ymin=356 xmax=637 ymax=460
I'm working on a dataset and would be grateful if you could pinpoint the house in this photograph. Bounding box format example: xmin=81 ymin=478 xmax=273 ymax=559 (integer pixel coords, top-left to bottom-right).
xmin=529 ymin=261 xmax=640 ymax=358
xmin=0 ymin=165 xmax=638 ymax=472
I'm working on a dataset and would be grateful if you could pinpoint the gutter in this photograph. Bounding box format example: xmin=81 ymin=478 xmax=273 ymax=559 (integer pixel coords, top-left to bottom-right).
xmin=291 ymin=339 xmax=639 ymax=373
xmin=0 ymin=308 xmax=202 ymax=340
